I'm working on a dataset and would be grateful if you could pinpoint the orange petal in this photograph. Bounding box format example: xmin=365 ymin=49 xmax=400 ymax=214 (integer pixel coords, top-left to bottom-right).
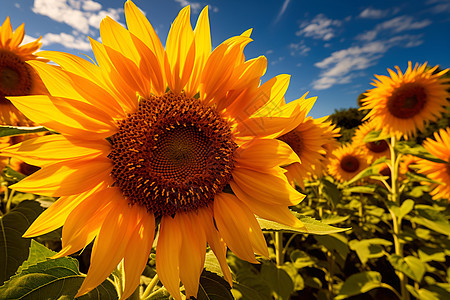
xmin=10 ymin=23 xmax=25 ymax=48
xmin=178 ymin=212 xmax=207 ymax=298
xmin=214 ymin=193 xmax=268 ymax=263
xmin=122 ymin=208 xmax=155 ymax=299
xmin=235 ymin=138 xmax=300 ymax=170
xmin=8 ymin=94 xmax=117 ymax=139
xmin=76 ymin=199 xmax=139 ymax=297
xmin=10 ymin=157 xmax=112 ymax=197
xmin=2 ymin=135 xmax=110 ymax=166
xmin=231 ymin=167 xmax=305 ymax=206
xmin=156 ymin=216 xmax=183 ymax=300
xmin=165 ymin=6 xmax=195 ymax=94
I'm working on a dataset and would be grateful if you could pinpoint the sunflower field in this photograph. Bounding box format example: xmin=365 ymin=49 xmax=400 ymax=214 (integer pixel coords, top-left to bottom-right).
xmin=0 ymin=1 xmax=449 ymax=299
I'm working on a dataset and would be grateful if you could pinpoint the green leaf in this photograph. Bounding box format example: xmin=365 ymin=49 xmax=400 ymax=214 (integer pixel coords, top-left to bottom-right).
xmin=345 ymin=165 xmax=377 ymax=185
xmin=0 ymin=246 xmax=117 ymax=299
xmin=345 ymin=186 xmax=377 ymax=194
xmin=197 ymin=270 xmax=233 ymax=300
xmin=349 ymin=238 xmax=392 ymax=265
xmin=363 ymin=130 xmax=390 ymax=143
xmin=289 ymin=250 xmax=316 ymax=269
xmin=0 ymin=126 xmax=49 ymax=138
xmin=320 ymin=215 xmax=350 ymax=225
xmin=395 ymin=142 xmax=447 ymax=164
xmin=3 ymin=165 xmax=27 ymax=182
xmin=388 ymin=254 xmax=426 ymax=282
xmin=411 ymin=206 xmax=450 ymax=236
xmin=416 ymin=284 xmax=450 ymax=300
xmin=335 ymin=271 xmax=383 ymax=300
xmin=314 ymin=234 xmax=350 ymax=263
xmin=418 ymin=247 xmax=446 ymax=263
xmin=406 ymin=172 xmax=444 ymax=184
xmin=260 ymin=263 xmax=294 ymax=300
xmin=320 ymin=178 xmax=341 ymax=207
xmin=0 ymin=200 xmax=44 ymax=284
xmin=257 ymin=213 xmax=350 ymax=235
xmin=387 ymin=199 xmax=414 ymax=222
xmin=16 ymin=240 xmax=56 ymax=274
xmin=203 ymin=250 xmax=227 ymax=279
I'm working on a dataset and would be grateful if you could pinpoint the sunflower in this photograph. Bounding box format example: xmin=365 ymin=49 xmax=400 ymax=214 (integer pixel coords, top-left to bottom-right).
xmin=399 ymin=154 xmax=420 ymax=176
xmin=0 ymin=17 xmax=47 ymax=125
xmin=1 ymin=1 xmax=308 ymax=299
xmin=352 ymin=121 xmax=390 ymax=164
xmin=279 ymin=115 xmax=340 ymax=189
xmin=415 ymin=127 xmax=450 ymax=200
xmin=361 ymin=62 xmax=450 ymax=138
xmin=327 ymin=144 xmax=369 ymax=182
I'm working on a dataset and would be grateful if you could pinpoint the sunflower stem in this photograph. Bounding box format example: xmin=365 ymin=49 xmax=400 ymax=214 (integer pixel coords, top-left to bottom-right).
xmin=388 ymin=136 xmax=409 ymax=300
xmin=141 ymin=274 xmax=159 ymax=299
xmin=275 ymin=231 xmax=284 ymax=266
xmin=5 ymin=188 xmax=15 ymax=214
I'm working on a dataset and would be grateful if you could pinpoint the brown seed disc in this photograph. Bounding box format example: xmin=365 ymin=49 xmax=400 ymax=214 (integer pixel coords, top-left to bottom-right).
xmin=108 ymin=92 xmax=237 ymax=217
xmin=366 ymin=140 xmax=389 ymax=153
xmin=0 ymin=50 xmax=33 ymax=103
xmin=387 ymin=82 xmax=427 ymax=119
xmin=278 ymin=131 xmax=303 ymax=156
xmin=340 ymin=155 xmax=360 ymax=173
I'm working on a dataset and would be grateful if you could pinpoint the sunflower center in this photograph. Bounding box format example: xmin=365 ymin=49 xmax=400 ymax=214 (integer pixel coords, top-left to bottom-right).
xmin=278 ymin=131 xmax=303 ymax=156
xmin=366 ymin=140 xmax=389 ymax=153
xmin=340 ymin=155 xmax=360 ymax=173
xmin=387 ymin=82 xmax=427 ymax=119
xmin=0 ymin=50 xmax=33 ymax=104
xmin=108 ymin=92 xmax=237 ymax=217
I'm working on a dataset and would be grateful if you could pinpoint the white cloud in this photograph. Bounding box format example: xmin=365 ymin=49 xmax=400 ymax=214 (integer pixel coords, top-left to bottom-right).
xmin=312 ymin=35 xmax=424 ymax=90
xmin=274 ymin=0 xmax=291 ymax=24
xmin=270 ymin=56 xmax=285 ymax=66
xmin=22 ymin=34 xmax=39 ymax=45
xmin=174 ymin=0 xmax=202 ymax=13
xmin=296 ymin=14 xmax=342 ymax=41
xmin=426 ymin=0 xmax=450 ymax=13
xmin=42 ymin=32 xmax=92 ymax=51
xmin=265 ymin=49 xmax=274 ymax=55
xmin=32 ymin=0 xmax=123 ymax=34
xmin=14 ymin=3 xmax=21 ymax=8
xmin=359 ymin=8 xmax=389 ymax=19
xmin=289 ymin=42 xmax=311 ymax=56
xmin=356 ymin=15 xmax=431 ymax=41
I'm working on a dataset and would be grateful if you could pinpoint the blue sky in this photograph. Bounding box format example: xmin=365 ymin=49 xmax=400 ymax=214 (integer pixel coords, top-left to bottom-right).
xmin=1 ymin=0 xmax=449 ymax=118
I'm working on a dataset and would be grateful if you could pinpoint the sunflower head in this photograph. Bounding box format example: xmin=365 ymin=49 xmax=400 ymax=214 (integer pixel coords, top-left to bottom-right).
xmin=415 ymin=127 xmax=450 ymax=200
xmin=328 ymin=144 xmax=369 ymax=182
xmin=2 ymin=2 xmax=309 ymax=299
xmin=361 ymin=62 xmax=450 ymax=139
xmin=352 ymin=121 xmax=390 ymax=164
xmin=0 ymin=17 xmax=47 ymax=125
xmin=278 ymin=115 xmax=340 ymax=188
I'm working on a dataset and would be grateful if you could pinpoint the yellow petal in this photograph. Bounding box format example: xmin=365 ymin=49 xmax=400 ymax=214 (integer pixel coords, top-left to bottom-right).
xmin=185 ymin=6 xmax=211 ymax=97
xmin=27 ymin=60 xmax=125 ymax=118
xmin=156 ymin=216 xmax=182 ymax=300
xmin=235 ymin=139 xmax=300 ymax=170
xmin=76 ymin=199 xmax=139 ymax=297
xmin=7 ymin=94 xmax=117 ymax=139
xmin=10 ymin=157 xmax=112 ymax=197
xmin=10 ymin=23 xmax=25 ymax=48
xmin=231 ymin=167 xmax=305 ymax=206
xmin=122 ymin=208 xmax=155 ymax=300
xmin=178 ymin=212 xmax=207 ymax=298
xmin=0 ymin=17 xmax=13 ymax=46
xmin=165 ymin=6 xmax=195 ymax=94
xmin=124 ymin=0 xmax=165 ymax=66
xmin=214 ymin=193 xmax=268 ymax=263
xmin=197 ymin=207 xmax=233 ymax=285
xmin=235 ymin=100 xmax=305 ymax=139
xmin=2 ymin=135 xmax=110 ymax=166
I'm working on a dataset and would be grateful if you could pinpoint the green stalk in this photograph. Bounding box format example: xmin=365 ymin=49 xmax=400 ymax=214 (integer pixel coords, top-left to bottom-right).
xmin=388 ymin=136 xmax=409 ymax=300
xmin=141 ymin=274 xmax=159 ymax=299
xmin=275 ymin=231 xmax=284 ymax=266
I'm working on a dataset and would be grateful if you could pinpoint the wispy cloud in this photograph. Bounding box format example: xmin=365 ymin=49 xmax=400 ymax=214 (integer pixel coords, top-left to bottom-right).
xmin=358 ymin=8 xmax=389 ymax=19
xmin=274 ymin=0 xmax=291 ymax=24
xmin=289 ymin=42 xmax=311 ymax=56
xmin=42 ymin=32 xmax=92 ymax=51
xmin=426 ymin=0 xmax=450 ymax=13
xmin=296 ymin=14 xmax=342 ymax=41
xmin=32 ymin=0 xmax=123 ymax=34
xmin=356 ymin=15 xmax=431 ymax=41
xmin=312 ymin=35 xmax=424 ymax=90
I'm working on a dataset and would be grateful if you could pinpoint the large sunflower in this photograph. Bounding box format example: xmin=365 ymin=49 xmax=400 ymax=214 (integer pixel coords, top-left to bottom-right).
xmin=361 ymin=62 xmax=449 ymax=138
xmin=278 ymin=115 xmax=340 ymax=189
xmin=0 ymin=17 xmax=47 ymax=125
xmin=352 ymin=121 xmax=390 ymax=164
xmin=328 ymin=144 xmax=369 ymax=182
xmin=415 ymin=127 xmax=450 ymax=200
xmin=2 ymin=1 xmax=308 ymax=299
